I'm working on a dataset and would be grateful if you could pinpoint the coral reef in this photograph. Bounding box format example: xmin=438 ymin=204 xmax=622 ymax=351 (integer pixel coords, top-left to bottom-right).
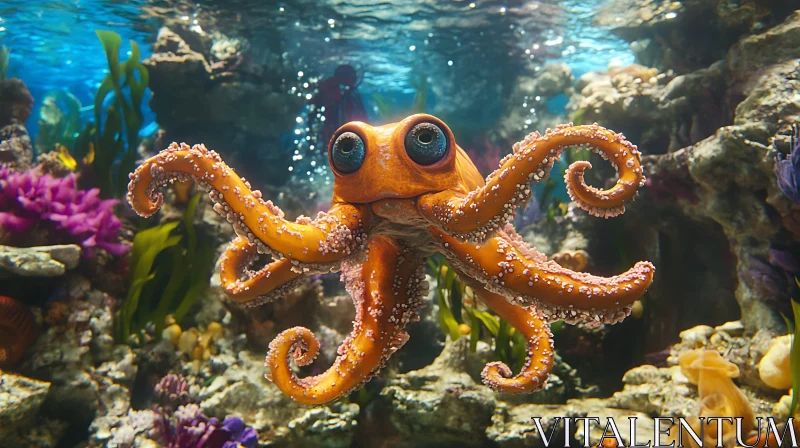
xmin=0 ymin=124 xmax=33 ymax=172
xmin=155 ymin=404 xmax=257 ymax=448
xmin=0 ymin=167 xmax=128 ymax=257
xmin=0 ymin=76 xmax=34 ymax=172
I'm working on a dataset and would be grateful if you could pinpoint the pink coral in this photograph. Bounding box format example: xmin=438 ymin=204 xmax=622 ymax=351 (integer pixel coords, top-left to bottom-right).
xmin=0 ymin=167 xmax=129 ymax=257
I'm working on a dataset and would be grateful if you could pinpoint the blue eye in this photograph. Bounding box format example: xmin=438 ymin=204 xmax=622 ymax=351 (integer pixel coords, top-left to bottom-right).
xmin=331 ymin=132 xmax=365 ymax=174
xmin=405 ymin=122 xmax=447 ymax=165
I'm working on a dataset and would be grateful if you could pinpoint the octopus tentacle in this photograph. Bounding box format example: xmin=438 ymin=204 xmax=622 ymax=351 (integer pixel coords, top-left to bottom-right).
xmin=417 ymin=123 xmax=646 ymax=243
xmin=264 ymin=236 xmax=427 ymax=405
xmin=458 ymin=275 xmax=554 ymax=393
xmin=432 ymin=225 xmax=654 ymax=325
xmin=219 ymin=237 xmax=307 ymax=306
xmin=127 ymin=143 xmax=367 ymax=264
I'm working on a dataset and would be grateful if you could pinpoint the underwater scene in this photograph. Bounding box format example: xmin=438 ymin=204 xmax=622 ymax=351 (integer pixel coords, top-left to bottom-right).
xmin=1 ymin=0 xmax=800 ymax=447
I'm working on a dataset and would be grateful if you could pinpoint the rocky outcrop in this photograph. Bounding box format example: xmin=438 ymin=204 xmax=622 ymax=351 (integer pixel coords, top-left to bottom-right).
xmin=144 ymin=27 xmax=304 ymax=186
xmin=0 ymin=244 xmax=81 ymax=277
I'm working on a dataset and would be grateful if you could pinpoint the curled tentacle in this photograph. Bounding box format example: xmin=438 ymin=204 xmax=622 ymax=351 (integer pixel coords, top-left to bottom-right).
xmin=127 ymin=142 xmax=366 ymax=264
xmin=459 ymin=276 xmax=554 ymax=393
xmin=219 ymin=237 xmax=307 ymax=306
xmin=264 ymin=236 xmax=427 ymax=405
xmin=433 ymin=225 xmax=654 ymax=325
xmin=417 ymin=123 xmax=646 ymax=243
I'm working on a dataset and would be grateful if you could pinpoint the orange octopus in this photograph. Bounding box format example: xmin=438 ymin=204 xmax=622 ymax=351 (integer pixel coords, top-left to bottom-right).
xmin=127 ymin=114 xmax=655 ymax=405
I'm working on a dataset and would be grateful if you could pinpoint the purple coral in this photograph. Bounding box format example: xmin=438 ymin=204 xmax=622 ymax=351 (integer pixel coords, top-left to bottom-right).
xmin=775 ymin=123 xmax=800 ymax=204
xmin=155 ymin=404 xmax=258 ymax=448
xmin=220 ymin=416 xmax=258 ymax=448
xmin=155 ymin=373 xmax=192 ymax=408
xmin=0 ymin=167 xmax=129 ymax=257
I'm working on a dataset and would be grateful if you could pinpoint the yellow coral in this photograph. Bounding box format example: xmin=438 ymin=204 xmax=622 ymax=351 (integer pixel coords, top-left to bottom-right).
xmin=759 ymin=334 xmax=792 ymax=390
xmin=672 ymin=349 xmax=754 ymax=448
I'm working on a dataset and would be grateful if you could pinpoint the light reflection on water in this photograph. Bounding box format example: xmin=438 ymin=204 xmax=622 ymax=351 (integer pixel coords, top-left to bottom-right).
xmin=0 ymin=0 xmax=633 ymax=106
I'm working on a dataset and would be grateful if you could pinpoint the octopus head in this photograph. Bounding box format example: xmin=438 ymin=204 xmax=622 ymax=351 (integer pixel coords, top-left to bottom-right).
xmin=328 ymin=114 xmax=484 ymax=207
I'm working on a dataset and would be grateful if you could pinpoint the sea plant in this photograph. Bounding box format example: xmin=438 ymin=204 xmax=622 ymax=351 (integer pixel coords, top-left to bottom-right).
xmin=428 ymin=256 xmax=528 ymax=372
xmin=0 ymin=44 xmax=10 ymax=80
xmin=0 ymin=167 xmax=128 ymax=257
xmin=76 ymin=30 xmax=149 ymax=199
xmin=115 ymin=194 xmax=215 ymax=344
xmin=782 ymin=293 xmax=800 ymax=416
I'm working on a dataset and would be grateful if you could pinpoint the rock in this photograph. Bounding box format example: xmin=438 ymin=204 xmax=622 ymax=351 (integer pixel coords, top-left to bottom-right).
xmin=0 ymin=78 xmax=34 ymax=127
xmin=283 ymin=404 xmax=360 ymax=448
xmin=487 ymin=403 xmax=567 ymax=447
xmin=88 ymin=409 xmax=160 ymax=448
xmin=714 ymin=320 xmax=745 ymax=337
xmin=381 ymin=339 xmax=498 ymax=446
xmin=18 ymin=288 xmax=137 ymax=440
xmin=678 ymin=325 xmax=715 ymax=347
xmin=0 ymin=244 xmax=81 ymax=277
xmin=728 ymin=11 xmax=800 ymax=78
xmin=198 ymin=350 xmax=360 ymax=446
xmin=0 ymin=372 xmax=50 ymax=438
xmin=143 ymin=26 xmax=303 ymax=187
xmin=567 ymin=66 xmax=687 ymax=154
xmin=0 ymin=124 xmax=33 ymax=171
xmin=595 ymin=0 xmax=785 ymax=72
xmin=517 ymin=63 xmax=573 ymax=99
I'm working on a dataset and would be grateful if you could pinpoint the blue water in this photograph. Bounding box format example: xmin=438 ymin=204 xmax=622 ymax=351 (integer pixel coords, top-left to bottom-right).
xmin=0 ymin=0 xmax=634 ymax=149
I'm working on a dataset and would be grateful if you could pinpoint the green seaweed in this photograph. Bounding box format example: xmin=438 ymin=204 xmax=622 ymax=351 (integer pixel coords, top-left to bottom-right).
xmin=371 ymin=72 xmax=428 ymax=122
xmin=428 ymin=257 xmax=527 ymax=372
xmin=572 ymin=107 xmax=586 ymax=126
xmin=783 ymin=289 xmax=800 ymax=417
xmin=115 ymin=195 xmax=215 ymax=344
xmin=410 ymin=73 xmax=428 ymax=114
xmin=429 ymin=257 xmax=462 ymax=341
xmin=0 ymin=44 xmax=10 ymax=80
xmin=91 ymin=30 xmax=149 ymax=198
xmin=115 ymin=221 xmax=181 ymax=343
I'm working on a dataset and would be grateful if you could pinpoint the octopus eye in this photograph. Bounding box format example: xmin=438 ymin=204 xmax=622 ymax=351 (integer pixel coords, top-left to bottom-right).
xmin=405 ymin=122 xmax=448 ymax=165
xmin=332 ymin=132 xmax=365 ymax=174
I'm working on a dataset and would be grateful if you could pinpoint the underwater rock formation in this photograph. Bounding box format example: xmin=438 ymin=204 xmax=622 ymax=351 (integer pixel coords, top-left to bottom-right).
xmin=0 ymin=78 xmax=34 ymax=171
xmin=0 ymin=244 xmax=80 ymax=277
xmin=143 ymin=26 xmax=303 ymax=186
xmin=0 ymin=372 xmax=65 ymax=445
xmin=195 ymin=349 xmax=359 ymax=446
xmin=15 ymin=285 xmax=138 ymax=446
xmin=595 ymin=0 xmax=793 ymax=72
xmin=556 ymin=10 xmax=800 ymax=337
xmin=0 ymin=124 xmax=33 ymax=172
xmin=492 ymin=62 xmax=575 ymax=145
